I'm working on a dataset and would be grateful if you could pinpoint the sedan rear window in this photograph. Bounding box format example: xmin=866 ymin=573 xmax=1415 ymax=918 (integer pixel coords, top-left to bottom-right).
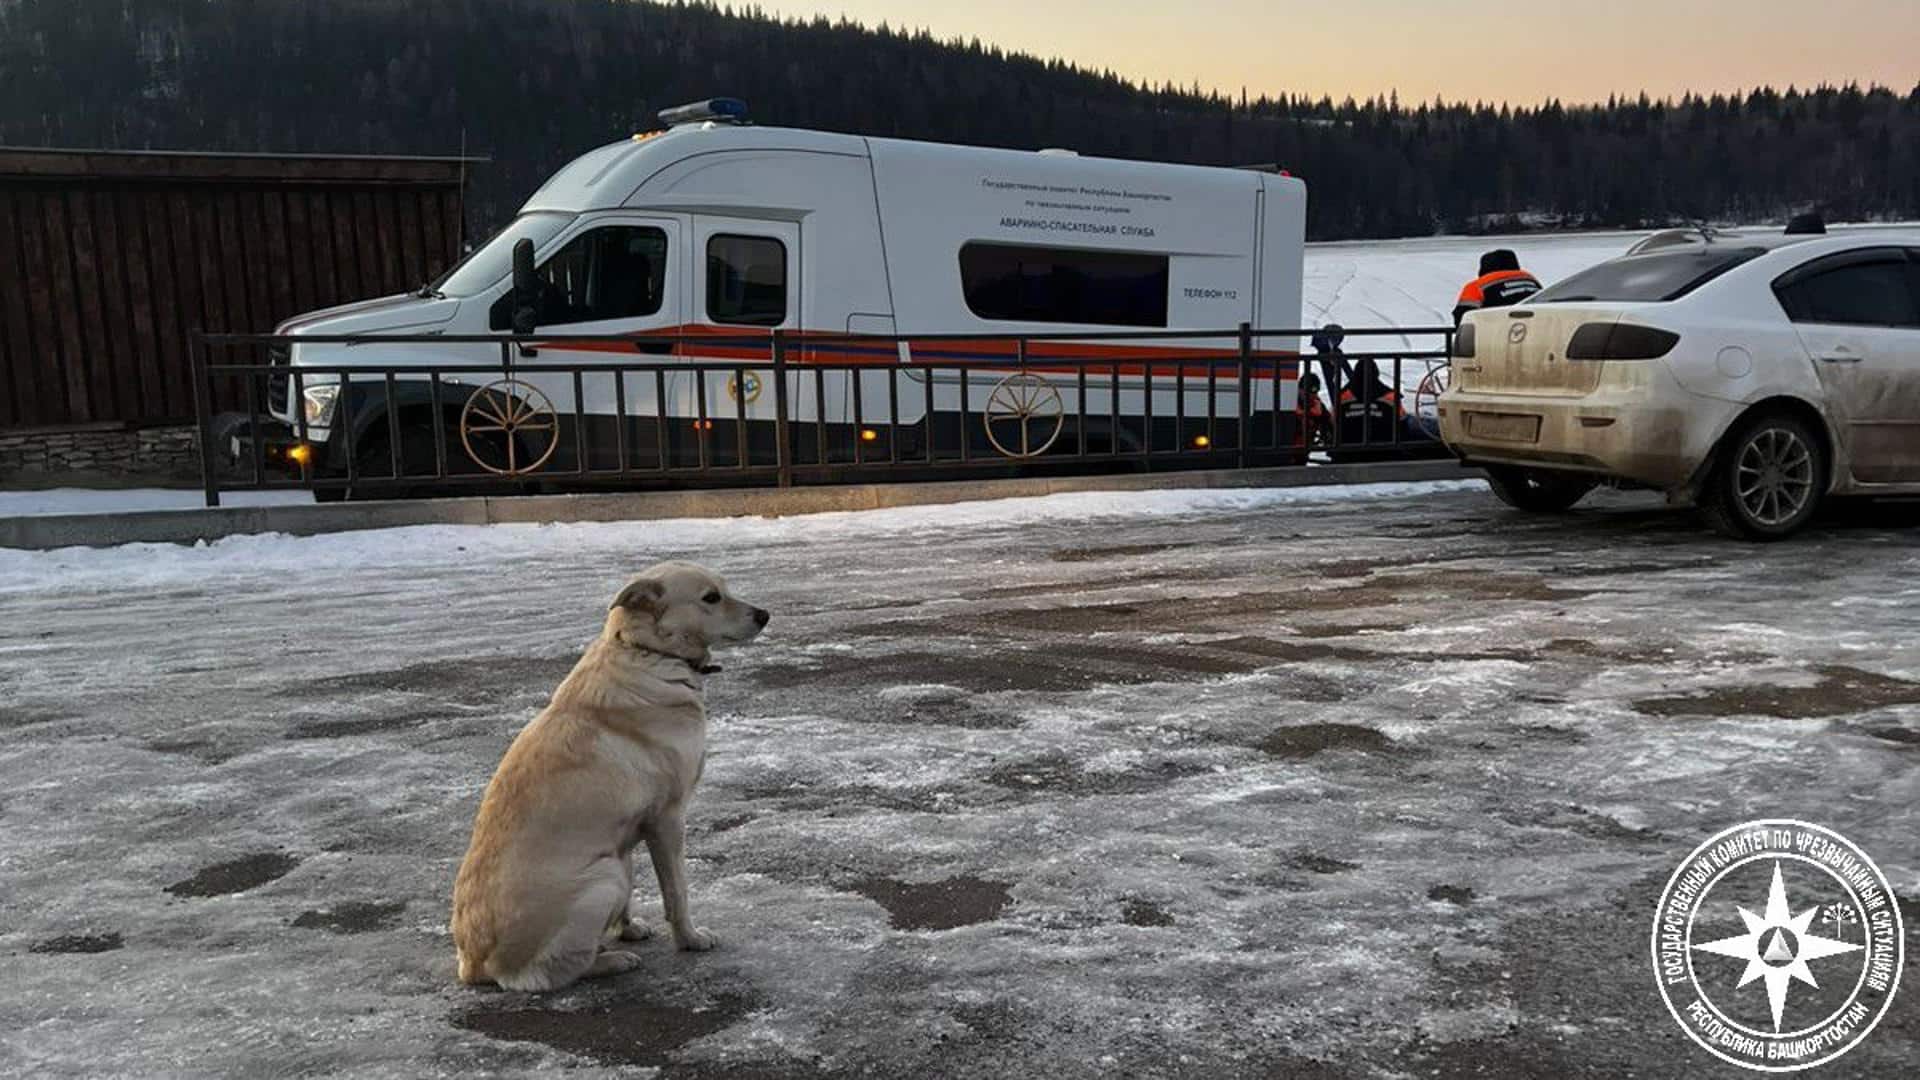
xmin=1532 ymin=247 xmax=1767 ymax=304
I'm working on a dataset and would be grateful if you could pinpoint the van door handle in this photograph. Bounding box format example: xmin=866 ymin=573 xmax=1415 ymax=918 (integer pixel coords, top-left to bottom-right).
xmin=1817 ymin=353 xmax=1862 ymax=364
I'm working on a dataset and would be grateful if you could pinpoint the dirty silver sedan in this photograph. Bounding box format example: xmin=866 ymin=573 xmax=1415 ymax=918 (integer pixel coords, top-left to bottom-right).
xmin=1441 ymin=227 xmax=1920 ymax=538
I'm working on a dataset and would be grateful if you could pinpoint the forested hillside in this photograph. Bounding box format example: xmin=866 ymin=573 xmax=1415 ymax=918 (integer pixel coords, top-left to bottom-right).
xmin=3 ymin=0 xmax=1916 ymax=240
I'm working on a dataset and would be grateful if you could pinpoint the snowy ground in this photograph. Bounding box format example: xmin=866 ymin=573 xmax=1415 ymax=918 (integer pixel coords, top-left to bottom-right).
xmin=1 ymin=482 xmax=1916 ymax=1078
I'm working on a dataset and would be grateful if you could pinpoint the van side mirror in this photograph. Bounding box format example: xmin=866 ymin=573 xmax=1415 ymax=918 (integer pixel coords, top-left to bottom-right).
xmin=510 ymin=238 xmax=539 ymax=337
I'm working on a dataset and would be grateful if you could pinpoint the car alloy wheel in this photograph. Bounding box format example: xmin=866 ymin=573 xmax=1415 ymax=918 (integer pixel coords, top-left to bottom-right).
xmin=1733 ymin=425 xmax=1815 ymax=528
xmin=1703 ymin=410 xmax=1827 ymax=540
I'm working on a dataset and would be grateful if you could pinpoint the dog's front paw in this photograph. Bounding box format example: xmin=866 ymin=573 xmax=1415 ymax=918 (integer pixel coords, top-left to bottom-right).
xmin=619 ymin=918 xmax=655 ymax=942
xmin=584 ymin=949 xmax=644 ymax=979
xmin=674 ymin=927 xmax=717 ymax=952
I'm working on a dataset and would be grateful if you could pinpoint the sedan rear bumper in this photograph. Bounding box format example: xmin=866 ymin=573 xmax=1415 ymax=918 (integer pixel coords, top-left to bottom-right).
xmin=1439 ymin=372 xmax=1733 ymax=492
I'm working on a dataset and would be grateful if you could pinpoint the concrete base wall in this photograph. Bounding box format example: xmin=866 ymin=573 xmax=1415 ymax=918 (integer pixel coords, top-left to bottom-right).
xmin=0 ymin=460 xmax=1479 ymax=551
xmin=0 ymin=425 xmax=200 ymax=482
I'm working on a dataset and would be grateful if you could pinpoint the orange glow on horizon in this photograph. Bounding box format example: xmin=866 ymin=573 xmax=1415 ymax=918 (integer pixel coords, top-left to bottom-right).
xmin=745 ymin=1 xmax=1918 ymax=108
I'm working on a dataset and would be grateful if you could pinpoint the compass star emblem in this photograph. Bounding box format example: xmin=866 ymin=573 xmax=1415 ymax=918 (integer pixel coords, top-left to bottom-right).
xmin=1691 ymin=861 xmax=1864 ymax=1032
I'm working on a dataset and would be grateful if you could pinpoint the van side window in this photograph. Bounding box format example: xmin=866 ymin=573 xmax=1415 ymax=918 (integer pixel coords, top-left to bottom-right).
xmin=488 ymin=225 xmax=668 ymax=330
xmin=706 ymin=235 xmax=787 ymax=326
xmin=959 ymin=243 xmax=1169 ymax=327
xmin=1773 ymin=254 xmax=1920 ymax=328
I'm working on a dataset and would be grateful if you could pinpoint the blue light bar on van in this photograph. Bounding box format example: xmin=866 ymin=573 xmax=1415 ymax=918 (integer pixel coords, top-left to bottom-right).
xmin=657 ymin=98 xmax=749 ymax=127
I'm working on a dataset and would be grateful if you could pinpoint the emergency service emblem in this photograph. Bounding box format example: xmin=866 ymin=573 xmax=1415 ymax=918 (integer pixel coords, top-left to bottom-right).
xmin=1652 ymin=819 xmax=1903 ymax=1072
xmin=728 ymin=371 xmax=764 ymax=404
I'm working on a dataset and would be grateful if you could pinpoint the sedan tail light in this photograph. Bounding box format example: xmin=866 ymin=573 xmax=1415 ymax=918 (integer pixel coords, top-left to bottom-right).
xmin=1566 ymin=322 xmax=1680 ymax=360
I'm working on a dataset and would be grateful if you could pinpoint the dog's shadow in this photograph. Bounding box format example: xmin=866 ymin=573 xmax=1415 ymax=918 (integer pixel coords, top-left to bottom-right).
xmin=452 ymin=985 xmax=757 ymax=1069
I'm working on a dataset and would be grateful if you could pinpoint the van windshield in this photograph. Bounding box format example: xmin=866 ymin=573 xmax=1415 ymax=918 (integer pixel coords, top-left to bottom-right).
xmin=430 ymin=212 xmax=576 ymax=298
xmin=1532 ymin=247 xmax=1766 ymax=304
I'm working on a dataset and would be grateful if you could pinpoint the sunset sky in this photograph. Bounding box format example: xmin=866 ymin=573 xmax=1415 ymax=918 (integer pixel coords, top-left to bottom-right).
xmin=747 ymin=0 xmax=1920 ymax=106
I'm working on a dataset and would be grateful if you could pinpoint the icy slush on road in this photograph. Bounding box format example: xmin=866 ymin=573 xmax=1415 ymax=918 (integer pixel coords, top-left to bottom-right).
xmin=2 ymin=480 xmax=1917 ymax=1077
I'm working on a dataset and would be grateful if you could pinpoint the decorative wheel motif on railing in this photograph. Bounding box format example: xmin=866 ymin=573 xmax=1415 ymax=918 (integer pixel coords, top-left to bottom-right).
xmin=459 ymin=379 xmax=560 ymax=475
xmin=1411 ymin=361 xmax=1451 ymax=440
xmin=982 ymin=373 xmax=1065 ymax=458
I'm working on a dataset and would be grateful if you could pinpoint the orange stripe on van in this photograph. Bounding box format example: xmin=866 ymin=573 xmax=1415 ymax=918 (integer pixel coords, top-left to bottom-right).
xmin=537 ymin=324 xmax=1301 ymax=380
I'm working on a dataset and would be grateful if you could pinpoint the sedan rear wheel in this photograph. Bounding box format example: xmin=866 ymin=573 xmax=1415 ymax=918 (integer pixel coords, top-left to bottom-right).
xmin=1701 ymin=412 xmax=1826 ymax=540
xmin=1483 ymin=465 xmax=1597 ymax=513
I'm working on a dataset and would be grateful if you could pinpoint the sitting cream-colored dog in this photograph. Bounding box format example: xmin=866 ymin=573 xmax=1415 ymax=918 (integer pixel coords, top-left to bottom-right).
xmin=451 ymin=561 xmax=768 ymax=991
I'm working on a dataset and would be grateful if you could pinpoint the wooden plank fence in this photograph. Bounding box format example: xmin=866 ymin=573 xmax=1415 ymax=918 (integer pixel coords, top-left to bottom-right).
xmin=0 ymin=148 xmax=477 ymax=430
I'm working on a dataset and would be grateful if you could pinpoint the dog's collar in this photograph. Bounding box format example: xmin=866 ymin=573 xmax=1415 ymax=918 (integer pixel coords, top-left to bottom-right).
xmin=614 ymin=636 xmax=718 ymax=679
xmin=663 ymin=660 xmax=721 ymax=688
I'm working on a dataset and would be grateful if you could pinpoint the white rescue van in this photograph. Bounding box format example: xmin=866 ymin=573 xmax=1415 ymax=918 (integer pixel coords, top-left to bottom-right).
xmin=261 ymin=99 xmax=1307 ymax=483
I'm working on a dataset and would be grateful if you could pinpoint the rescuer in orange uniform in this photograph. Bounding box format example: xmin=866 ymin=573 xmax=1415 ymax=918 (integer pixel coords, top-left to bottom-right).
xmin=1452 ymin=249 xmax=1542 ymax=326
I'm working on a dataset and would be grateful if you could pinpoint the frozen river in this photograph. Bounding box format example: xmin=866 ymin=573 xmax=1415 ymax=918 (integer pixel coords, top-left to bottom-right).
xmin=1 ymin=481 xmax=1915 ymax=1077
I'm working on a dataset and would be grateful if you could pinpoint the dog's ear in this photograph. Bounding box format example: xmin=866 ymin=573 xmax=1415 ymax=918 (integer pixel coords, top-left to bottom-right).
xmin=612 ymin=578 xmax=664 ymax=614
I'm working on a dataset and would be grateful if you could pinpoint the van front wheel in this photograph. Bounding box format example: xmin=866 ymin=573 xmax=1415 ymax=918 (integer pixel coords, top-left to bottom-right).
xmin=337 ymin=423 xmax=439 ymax=501
xmin=1700 ymin=412 xmax=1825 ymax=540
xmin=1483 ymin=466 xmax=1596 ymax=513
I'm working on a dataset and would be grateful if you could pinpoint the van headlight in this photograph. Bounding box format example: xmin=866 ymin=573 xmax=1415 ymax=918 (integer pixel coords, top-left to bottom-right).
xmin=302 ymin=383 xmax=342 ymax=426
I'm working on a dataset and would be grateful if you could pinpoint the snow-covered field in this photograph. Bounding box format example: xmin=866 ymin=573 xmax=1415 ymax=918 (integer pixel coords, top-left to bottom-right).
xmin=2 ymin=481 xmax=1916 ymax=1078
xmin=1304 ymin=230 xmax=1646 ymax=330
